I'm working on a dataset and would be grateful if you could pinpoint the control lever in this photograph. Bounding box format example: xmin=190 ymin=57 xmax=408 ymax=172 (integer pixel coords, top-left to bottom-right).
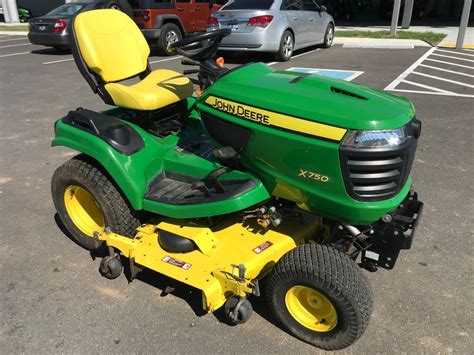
xmin=181 ymin=59 xmax=200 ymax=66
xmin=183 ymin=69 xmax=199 ymax=75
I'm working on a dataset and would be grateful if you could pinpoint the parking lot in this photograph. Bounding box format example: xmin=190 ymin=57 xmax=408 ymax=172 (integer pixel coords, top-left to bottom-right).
xmin=1 ymin=34 xmax=473 ymax=354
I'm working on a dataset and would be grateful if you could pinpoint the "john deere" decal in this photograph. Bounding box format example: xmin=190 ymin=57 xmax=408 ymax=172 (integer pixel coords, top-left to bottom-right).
xmin=204 ymin=95 xmax=347 ymax=142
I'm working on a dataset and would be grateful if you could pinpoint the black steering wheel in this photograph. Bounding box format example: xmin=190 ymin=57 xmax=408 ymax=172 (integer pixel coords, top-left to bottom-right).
xmin=169 ymin=28 xmax=231 ymax=62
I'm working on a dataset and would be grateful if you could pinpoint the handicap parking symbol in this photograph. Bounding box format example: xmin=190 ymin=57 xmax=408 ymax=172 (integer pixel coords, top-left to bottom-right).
xmin=287 ymin=67 xmax=364 ymax=82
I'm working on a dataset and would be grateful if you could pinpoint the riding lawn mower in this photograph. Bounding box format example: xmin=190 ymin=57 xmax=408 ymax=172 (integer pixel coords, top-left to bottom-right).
xmin=51 ymin=9 xmax=423 ymax=350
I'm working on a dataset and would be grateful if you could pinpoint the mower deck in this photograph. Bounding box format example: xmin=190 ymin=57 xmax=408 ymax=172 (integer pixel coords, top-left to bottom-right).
xmin=97 ymin=215 xmax=321 ymax=312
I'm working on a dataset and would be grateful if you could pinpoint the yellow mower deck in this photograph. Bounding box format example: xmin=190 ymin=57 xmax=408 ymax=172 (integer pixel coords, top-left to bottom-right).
xmin=97 ymin=215 xmax=321 ymax=312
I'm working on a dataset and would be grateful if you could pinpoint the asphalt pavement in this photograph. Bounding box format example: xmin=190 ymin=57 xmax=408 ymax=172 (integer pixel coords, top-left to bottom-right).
xmin=0 ymin=35 xmax=473 ymax=354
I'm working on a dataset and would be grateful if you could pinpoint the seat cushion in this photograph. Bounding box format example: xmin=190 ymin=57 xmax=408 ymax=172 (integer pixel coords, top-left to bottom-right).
xmin=105 ymin=69 xmax=194 ymax=111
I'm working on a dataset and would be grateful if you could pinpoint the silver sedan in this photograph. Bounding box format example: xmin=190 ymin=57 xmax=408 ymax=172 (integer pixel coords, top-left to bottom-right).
xmin=208 ymin=0 xmax=335 ymax=61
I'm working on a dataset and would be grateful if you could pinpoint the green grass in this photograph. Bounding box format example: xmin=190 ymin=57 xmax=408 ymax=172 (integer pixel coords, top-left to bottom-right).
xmin=337 ymin=30 xmax=446 ymax=46
xmin=0 ymin=25 xmax=29 ymax=31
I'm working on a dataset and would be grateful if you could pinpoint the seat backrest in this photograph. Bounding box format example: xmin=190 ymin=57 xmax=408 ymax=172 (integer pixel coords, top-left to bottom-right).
xmin=72 ymin=9 xmax=150 ymax=83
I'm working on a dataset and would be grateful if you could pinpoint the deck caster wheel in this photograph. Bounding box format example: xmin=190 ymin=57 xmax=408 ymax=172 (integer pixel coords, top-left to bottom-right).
xmin=224 ymin=297 xmax=253 ymax=325
xmin=99 ymin=255 xmax=122 ymax=280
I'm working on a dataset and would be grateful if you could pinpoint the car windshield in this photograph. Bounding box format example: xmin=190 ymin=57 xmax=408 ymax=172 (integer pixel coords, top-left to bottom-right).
xmin=223 ymin=0 xmax=274 ymax=10
xmin=46 ymin=4 xmax=86 ymax=16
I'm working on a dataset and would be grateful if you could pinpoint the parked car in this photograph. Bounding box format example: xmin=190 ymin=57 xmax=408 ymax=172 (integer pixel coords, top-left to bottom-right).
xmin=208 ymin=0 xmax=335 ymax=61
xmin=28 ymin=2 xmax=105 ymax=50
xmin=127 ymin=0 xmax=223 ymax=55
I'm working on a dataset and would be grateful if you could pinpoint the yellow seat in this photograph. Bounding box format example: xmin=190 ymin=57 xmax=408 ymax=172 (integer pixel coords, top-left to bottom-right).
xmin=106 ymin=69 xmax=194 ymax=111
xmin=72 ymin=9 xmax=193 ymax=111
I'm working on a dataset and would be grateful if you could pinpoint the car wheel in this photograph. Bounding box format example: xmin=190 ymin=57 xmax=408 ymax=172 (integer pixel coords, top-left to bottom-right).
xmin=323 ymin=23 xmax=334 ymax=48
xmin=51 ymin=155 xmax=140 ymax=252
xmin=157 ymin=23 xmax=182 ymax=56
xmin=275 ymin=30 xmax=294 ymax=62
xmin=105 ymin=0 xmax=133 ymax=18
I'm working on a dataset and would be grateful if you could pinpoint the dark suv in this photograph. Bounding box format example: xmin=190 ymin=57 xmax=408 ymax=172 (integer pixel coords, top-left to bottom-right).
xmin=127 ymin=0 xmax=223 ymax=55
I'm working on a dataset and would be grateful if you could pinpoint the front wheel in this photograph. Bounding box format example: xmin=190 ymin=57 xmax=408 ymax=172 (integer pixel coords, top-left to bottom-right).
xmin=274 ymin=30 xmax=294 ymax=62
xmin=51 ymin=155 xmax=140 ymax=252
xmin=157 ymin=23 xmax=182 ymax=56
xmin=266 ymin=244 xmax=373 ymax=350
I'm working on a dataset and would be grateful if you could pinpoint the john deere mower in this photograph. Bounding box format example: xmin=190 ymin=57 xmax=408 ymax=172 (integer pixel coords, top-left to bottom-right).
xmin=51 ymin=9 xmax=423 ymax=350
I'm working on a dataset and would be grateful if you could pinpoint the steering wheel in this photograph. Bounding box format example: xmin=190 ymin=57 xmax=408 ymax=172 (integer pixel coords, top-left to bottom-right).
xmin=169 ymin=29 xmax=231 ymax=62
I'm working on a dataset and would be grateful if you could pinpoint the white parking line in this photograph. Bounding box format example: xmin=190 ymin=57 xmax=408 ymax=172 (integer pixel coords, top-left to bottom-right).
xmin=390 ymin=88 xmax=474 ymax=98
xmin=43 ymin=58 xmax=74 ymax=65
xmin=411 ymin=71 xmax=474 ymax=88
xmin=385 ymin=46 xmax=474 ymax=97
xmin=425 ymin=58 xmax=474 ymax=70
xmin=435 ymin=48 xmax=474 ymax=57
xmin=0 ymin=42 xmax=31 ymax=49
xmin=464 ymin=48 xmax=474 ymax=52
xmin=401 ymin=79 xmax=453 ymax=94
xmin=418 ymin=63 xmax=474 ymax=78
xmin=0 ymin=51 xmax=31 ymax=58
xmin=149 ymin=56 xmax=183 ymax=64
xmin=0 ymin=38 xmax=29 ymax=43
xmin=267 ymin=48 xmax=320 ymax=67
xmin=430 ymin=53 xmax=474 ymax=62
xmin=385 ymin=47 xmax=436 ymax=91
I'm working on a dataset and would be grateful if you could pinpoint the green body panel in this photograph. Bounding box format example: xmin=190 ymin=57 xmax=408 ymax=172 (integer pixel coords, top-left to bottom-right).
xmin=52 ymin=103 xmax=270 ymax=218
xmin=53 ymin=63 xmax=417 ymax=225
xmin=204 ymin=63 xmax=415 ymax=130
xmin=197 ymin=63 xmax=415 ymax=224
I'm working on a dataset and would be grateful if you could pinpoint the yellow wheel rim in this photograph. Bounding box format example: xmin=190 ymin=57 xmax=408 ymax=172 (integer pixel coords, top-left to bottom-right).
xmin=285 ymin=285 xmax=338 ymax=332
xmin=64 ymin=185 xmax=105 ymax=236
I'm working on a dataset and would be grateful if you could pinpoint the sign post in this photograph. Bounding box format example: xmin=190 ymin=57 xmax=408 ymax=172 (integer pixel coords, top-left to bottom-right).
xmin=390 ymin=0 xmax=402 ymax=36
xmin=401 ymin=0 xmax=414 ymax=29
xmin=2 ymin=0 xmax=20 ymax=23
xmin=456 ymin=0 xmax=472 ymax=49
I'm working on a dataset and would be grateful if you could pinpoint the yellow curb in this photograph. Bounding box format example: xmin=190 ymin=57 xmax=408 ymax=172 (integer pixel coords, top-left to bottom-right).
xmin=440 ymin=43 xmax=474 ymax=49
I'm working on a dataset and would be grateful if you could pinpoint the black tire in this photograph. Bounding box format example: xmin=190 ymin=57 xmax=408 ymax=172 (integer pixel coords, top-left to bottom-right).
xmin=51 ymin=155 xmax=140 ymax=252
xmin=99 ymin=256 xmax=123 ymax=279
xmin=157 ymin=23 xmax=182 ymax=56
xmin=274 ymin=30 xmax=294 ymax=62
xmin=322 ymin=23 xmax=335 ymax=48
xmin=266 ymin=244 xmax=372 ymax=351
xmin=105 ymin=0 xmax=134 ymax=18
xmin=224 ymin=297 xmax=253 ymax=325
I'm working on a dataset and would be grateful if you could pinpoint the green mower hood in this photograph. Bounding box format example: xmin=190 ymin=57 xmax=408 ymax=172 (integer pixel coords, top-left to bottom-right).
xmin=204 ymin=63 xmax=415 ymax=131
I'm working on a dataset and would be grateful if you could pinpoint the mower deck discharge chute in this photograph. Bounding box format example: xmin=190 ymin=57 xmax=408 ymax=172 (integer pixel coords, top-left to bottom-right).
xmin=51 ymin=9 xmax=423 ymax=350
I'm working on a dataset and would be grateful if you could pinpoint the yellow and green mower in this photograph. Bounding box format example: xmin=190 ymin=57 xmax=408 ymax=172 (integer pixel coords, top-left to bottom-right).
xmin=51 ymin=9 xmax=423 ymax=350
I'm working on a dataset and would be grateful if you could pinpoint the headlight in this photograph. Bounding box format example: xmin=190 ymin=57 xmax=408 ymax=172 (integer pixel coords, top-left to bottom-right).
xmin=342 ymin=127 xmax=407 ymax=149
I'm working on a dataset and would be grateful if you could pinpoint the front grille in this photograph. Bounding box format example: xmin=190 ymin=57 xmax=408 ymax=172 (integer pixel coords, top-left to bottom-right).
xmin=339 ymin=121 xmax=419 ymax=202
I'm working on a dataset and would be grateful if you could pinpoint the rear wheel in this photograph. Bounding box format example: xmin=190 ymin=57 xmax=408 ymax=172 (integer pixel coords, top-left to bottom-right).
xmin=105 ymin=0 xmax=134 ymax=18
xmin=51 ymin=155 xmax=140 ymax=252
xmin=157 ymin=23 xmax=182 ymax=56
xmin=266 ymin=244 xmax=373 ymax=350
xmin=322 ymin=23 xmax=335 ymax=48
xmin=274 ymin=30 xmax=294 ymax=62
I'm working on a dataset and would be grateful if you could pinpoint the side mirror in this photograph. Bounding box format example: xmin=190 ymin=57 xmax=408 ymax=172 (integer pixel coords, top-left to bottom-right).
xmin=320 ymin=5 xmax=327 ymax=12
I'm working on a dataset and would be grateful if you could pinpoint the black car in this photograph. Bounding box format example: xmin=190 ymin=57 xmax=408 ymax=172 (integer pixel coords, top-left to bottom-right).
xmin=28 ymin=2 xmax=105 ymax=50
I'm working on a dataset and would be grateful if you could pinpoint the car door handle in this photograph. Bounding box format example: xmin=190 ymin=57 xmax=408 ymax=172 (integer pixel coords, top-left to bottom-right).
xmin=195 ymin=7 xmax=200 ymax=11
xmin=292 ymin=16 xmax=298 ymax=20
xmin=309 ymin=17 xmax=314 ymax=21
xmin=177 ymin=7 xmax=184 ymax=11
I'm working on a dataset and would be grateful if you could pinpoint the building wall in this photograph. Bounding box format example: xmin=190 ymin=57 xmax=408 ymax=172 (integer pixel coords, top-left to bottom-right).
xmin=17 ymin=0 xmax=65 ymax=17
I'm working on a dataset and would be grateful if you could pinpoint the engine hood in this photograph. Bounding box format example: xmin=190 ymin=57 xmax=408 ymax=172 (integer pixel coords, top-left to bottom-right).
xmin=203 ymin=63 xmax=415 ymax=131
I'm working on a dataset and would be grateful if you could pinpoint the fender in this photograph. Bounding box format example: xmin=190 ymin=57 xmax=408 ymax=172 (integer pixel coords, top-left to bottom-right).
xmin=52 ymin=109 xmax=172 ymax=210
xmin=155 ymin=14 xmax=187 ymax=33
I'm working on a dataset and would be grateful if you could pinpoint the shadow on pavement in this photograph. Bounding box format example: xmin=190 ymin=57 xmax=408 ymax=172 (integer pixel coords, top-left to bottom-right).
xmin=31 ymin=48 xmax=71 ymax=55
